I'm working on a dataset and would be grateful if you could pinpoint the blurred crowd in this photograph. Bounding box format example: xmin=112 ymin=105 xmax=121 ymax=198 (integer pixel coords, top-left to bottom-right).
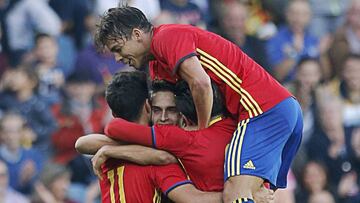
xmin=0 ymin=0 xmax=359 ymax=202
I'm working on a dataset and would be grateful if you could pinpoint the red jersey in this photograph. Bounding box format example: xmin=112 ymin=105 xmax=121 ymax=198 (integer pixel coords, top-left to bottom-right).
xmin=149 ymin=24 xmax=292 ymax=120
xmin=100 ymin=159 xmax=191 ymax=203
xmin=105 ymin=117 xmax=237 ymax=191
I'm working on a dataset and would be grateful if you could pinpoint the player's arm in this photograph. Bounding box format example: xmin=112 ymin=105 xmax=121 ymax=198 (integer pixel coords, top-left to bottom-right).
xmin=95 ymin=145 xmax=177 ymax=165
xmin=105 ymin=118 xmax=193 ymax=158
xmin=104 ymin=118 xmax=153 ymax=146
xmin=168 ymin=184 xmax=222 ymax=203
xmin=76 ymin=133 xmax=176 ymax=164
xmin=75 ymin=133 xmax=121 ymax=155
xmin=178 ymin=56 xmax=213 ymax=129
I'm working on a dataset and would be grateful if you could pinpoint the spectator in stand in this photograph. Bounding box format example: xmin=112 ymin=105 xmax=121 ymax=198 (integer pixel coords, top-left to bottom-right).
xmin=287 ymin=57 xmax=322 ymax=144
xmin=0 ymin=112 xmax=43 ymax=195
xmin=32 ymin=162 xmax=78 ymax=203
xmin=51 ymin=71 xmax=109 ymax=165
xmin=0 ymin=0 xmax=61 ymax=66
xmin=0 ymin=160 xmax=29 ymax=203
xmin=296 ymin=160 xmax=337 ymax=202
xmin=160 ymin=0 xmax=205 ymax=27
xmin=328 ymin=0 xmax=360 ymax=78
xmin=217 ymin=1 xmax=270 ymax=71
xmin=51 ymin=71 xmax=108 ymax=202
xmin=0 ymin=67 xmax=57 ymax=153
xmin=307 ymin=94 xmax=352 ymax=187
xmin=266 ymin=0 xmax=320 ymax=83
xmin=327 ymin=54 xmax=360 ymax=127
xmin=23 ymin=33 xmax=65 ymax=106
xmin=285 ymin=57 xmax=323 ymax=177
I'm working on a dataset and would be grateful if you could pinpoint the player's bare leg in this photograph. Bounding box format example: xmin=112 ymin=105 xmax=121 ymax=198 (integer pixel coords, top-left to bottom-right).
xmin=223 ymin=175 xmax=264 ymax=203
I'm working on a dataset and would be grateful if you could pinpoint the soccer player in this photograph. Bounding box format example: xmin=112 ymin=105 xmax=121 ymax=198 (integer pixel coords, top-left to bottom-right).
xmin=76 ymin=71 xmax=222 ymax=203
xmin=104 ymin=80 xmax=273 ymax=202
xmin=95 ymin=6 xmax=303 ymax=203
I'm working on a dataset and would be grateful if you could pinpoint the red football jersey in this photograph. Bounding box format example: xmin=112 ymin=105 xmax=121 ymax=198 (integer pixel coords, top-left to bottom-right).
xmin=149 ymin=24 xmax=292 ymax=120
xmin=105 ymin=117 xmax=237 ymax=191
xmin=100 ymin=159 xmax=192 ymax=203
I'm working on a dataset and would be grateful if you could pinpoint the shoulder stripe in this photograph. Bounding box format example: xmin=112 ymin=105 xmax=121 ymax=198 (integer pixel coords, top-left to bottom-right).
xmin=196 ymin=48 xmax=242 ymax=84
xmin=199 ymin=59 xmax=255 ymax=117
xmin=196 ymin=48 xmax=263 ymax=117
xmin=117 ymin=166 xmax=126 ymax=203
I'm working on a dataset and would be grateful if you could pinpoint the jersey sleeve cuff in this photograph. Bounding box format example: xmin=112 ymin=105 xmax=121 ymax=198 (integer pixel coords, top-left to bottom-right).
xmin=165 ymin=180 xmax=193 ymax=196
xmin=151 ymin=126 xmax=157 ymax=149
xmin=172 ymin=52 xmax=198 ymax=76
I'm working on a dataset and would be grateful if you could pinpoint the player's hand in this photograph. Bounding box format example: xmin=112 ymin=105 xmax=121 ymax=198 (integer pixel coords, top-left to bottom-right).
xmin=91 ymin=146 xmax=109 ymax=180
xmin=253 ymin=185 xmax=274 ymax=203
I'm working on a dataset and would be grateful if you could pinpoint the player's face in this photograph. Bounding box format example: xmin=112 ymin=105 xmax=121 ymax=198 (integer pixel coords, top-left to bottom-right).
xmin=106 ymin=32 xmax=149 ymax=69
xmin=151 ymin=91 xmax=182 ymax=126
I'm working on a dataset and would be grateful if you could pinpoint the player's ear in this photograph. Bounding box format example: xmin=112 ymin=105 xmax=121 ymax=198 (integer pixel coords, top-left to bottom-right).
xmin=132 ymin=28 xmax=142 ymax=40
xmin=180 ymin=113 xmax=195 ymax=128
xmin=144 ymin=99 xmax=151 ymax=114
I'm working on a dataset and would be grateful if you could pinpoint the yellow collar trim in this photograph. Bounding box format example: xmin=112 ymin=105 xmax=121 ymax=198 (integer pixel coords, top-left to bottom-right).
xmin=209 ymin=115 xmax=223 ymax=127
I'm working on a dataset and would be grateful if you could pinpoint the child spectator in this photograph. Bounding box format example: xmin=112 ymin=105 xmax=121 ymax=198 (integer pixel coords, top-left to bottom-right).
xmin=0 ymin=67 xmax=57 ymax=153
xmin=0 ymin=112 xmax=43 ymax=195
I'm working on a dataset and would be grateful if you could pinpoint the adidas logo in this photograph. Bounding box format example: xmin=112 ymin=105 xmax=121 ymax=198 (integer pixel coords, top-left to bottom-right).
xmin=243 ymin=160 xmax=256 ymax=170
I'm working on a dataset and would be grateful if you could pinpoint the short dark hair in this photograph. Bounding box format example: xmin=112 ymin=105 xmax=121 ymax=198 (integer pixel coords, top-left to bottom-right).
xmin=175 ymin=81 xmax=226 ymax=124
xmin=95 ymin=6 xmax=152 ymax=50
xmin=150 ymin=80 xmax=176 ymax=103
xmin=105 ymin=71 xmax=149 ymax=122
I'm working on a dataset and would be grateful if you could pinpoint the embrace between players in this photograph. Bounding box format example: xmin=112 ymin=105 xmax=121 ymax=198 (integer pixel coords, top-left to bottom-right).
xmin=76 ymin=6 xmax=303 ymax=203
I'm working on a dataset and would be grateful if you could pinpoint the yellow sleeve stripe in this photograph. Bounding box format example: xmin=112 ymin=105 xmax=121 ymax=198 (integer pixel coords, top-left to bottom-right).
xmin=197 ymin=48 xmax=263 ymax=117
xmin=199 ymin=60 xmax=254 ymax=118
xmin=196 ymin=48 xmax=243 ymax=84
xmin=197 ymin=49 xmax=263 ymax=117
